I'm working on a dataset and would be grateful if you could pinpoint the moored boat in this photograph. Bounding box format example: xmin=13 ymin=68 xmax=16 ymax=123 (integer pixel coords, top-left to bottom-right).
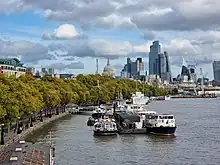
xmin=145 ymin=113 xmax=176 ymax=136
xmin=93 ymin=116 xmax=117 ymax=136
xmin=87 ymin=108 xmax=106 ymax=126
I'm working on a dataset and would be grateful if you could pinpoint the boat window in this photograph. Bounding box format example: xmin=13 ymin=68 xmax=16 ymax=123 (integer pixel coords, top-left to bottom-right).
xmin=148 ymin=115 xmax=158 ymax=119
xmin=168 ymin=116 xmax=174 ymax=119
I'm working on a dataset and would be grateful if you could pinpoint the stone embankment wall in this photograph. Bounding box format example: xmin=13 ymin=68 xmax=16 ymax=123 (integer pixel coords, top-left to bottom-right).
xmin=0 ymin=112 xmax=69 ymax=163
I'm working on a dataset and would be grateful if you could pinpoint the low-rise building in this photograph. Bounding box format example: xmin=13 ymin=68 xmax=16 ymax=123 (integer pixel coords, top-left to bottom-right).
xmin=0 ymin=58 xmax=26 ymax=77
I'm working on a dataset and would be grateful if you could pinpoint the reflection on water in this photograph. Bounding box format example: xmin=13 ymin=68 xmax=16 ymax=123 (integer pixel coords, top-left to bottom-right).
xmin=26 ymin=115 xmax=72 ymax=143
xmin=93 ymin=135 xmax=118 ymax=143
xmin=146 ymin=134 xmax=177 ymax=143
xmin=26 ymin=99 xmax=220 ymax=165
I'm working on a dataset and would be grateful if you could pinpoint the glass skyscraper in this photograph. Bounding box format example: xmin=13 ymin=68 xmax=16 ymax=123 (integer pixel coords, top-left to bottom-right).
xmin=149 ymin=41 xmax=171 ymax=82
xmin=213 ymin=61 xmax=220 ymax=82
xmin=149 ymin=41 xmax=161 ymax=75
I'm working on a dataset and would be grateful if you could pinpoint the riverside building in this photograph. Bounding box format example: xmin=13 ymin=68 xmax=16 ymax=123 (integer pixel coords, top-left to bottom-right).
xmin=0 ymin=58 xmax=26 ymax=77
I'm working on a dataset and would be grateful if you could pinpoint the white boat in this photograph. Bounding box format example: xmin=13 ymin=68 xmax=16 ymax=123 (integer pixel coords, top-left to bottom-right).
xmin=145 ymin=113 xmax=176 ymax=136
xmin=87 ymin=107 xmax=106 ymax=126
xmin=124 ymin=104 xmax=145 ymax=113
xmin=93 ymin=116 xmax=117 ymax=136
xmin=164 ymin=96 xmax=171 ymax=100
xmin=197 ymin=87 xmax=220 ymax=96
xmin=130 ymin=92 xmax=150 ymax=105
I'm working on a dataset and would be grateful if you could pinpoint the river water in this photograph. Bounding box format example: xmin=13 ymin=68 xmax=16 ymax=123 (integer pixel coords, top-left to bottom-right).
xmin=26 ymin=98 xmax=220 ymax=165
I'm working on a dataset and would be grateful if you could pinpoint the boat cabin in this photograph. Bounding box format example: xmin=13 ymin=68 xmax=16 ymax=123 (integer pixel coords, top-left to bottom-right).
xmin=137 ymin=111 xmax=157 ymax=116
xmin=94 ymin=118 xmax=117 ymax=130
xmin=145 ymin=114 xmax=176 ymax=127
xmin=124 ymin=104 xmax=144 ymax=112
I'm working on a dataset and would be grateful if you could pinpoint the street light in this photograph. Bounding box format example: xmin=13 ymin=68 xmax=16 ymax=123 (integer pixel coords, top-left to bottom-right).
xmin=16 ymin=117 xmax=21 ymax=134
xmin=30 ymin=113 xmax=33 ymax=127
xmin=0 ymin=123 xmax=5 ymax=145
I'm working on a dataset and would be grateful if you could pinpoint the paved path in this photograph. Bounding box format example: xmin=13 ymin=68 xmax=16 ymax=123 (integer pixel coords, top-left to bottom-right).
xmin=0 ymin=112 xmax=69 ymax=163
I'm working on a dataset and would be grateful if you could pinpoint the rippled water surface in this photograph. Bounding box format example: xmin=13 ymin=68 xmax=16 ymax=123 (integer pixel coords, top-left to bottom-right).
xmin=26 ymin=98 xmax=220 ymax=165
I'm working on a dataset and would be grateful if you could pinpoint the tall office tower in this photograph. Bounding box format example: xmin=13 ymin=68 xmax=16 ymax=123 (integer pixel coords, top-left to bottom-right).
xmin=213 ymin=61 xmax=220 ymax=82
xmin=149 ymin=41 xmax=171 ymax=82
xmin=158 ymin=53 xmax=166 ymax=81
xmin=149 ymin=41 xmax=161 ymax=75
xmin=136 ymin=58 xmax=144 ymax=72
xmin=48 ymin=68 xmax=55 ymax=75
xmin=126 ymin=57 xmax=131 ymax=78
xmin=41 ymin=68 xmax=47 ymax=74
xmin=121 ymin=57 xmax=144 ymax=79
xmin=164 ymin=51 xmax=172 ymax=82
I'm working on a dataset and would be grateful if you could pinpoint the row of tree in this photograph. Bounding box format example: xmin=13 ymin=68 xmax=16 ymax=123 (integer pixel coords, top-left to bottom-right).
xmin=0 ymin=74 xmax=168 ymax=124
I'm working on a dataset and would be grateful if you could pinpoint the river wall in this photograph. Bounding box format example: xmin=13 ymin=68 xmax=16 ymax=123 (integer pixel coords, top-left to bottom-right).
xmin=0 ymin=112 xmax=70 ymax=162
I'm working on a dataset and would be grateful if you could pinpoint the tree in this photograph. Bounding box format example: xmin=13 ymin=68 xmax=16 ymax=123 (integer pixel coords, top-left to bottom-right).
xmin=0 ymin=74 xmax=168 ymax=126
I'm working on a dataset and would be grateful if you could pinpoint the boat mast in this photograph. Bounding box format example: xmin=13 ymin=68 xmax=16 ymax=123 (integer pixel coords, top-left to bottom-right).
xmin=49 ymin=131 xmax=53 ymax=165
xmin=97 ymin=80 xmax=100 ymax=107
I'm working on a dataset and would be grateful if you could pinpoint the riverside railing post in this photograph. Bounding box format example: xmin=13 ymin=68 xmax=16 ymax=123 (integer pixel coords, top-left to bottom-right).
xmin=0 ymin=124 xmax=5 ymax=145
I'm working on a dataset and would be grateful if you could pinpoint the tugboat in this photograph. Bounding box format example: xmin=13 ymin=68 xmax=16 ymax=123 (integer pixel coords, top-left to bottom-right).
xmin=93 ymin=116 xmax=117 ymax=136
xmin=145 ymin=113 xmax=176 ymax=136
xmin=87 ymin=108 xmax=106 ymax=126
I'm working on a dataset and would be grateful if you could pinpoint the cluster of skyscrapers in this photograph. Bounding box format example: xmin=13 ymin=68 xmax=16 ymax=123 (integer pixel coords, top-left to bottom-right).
xmin=149 ymin=41 xmax=172 ymax=83
xmin=121 ymin=57 xmax=145 ymax=80
xmin=120 ymin=41 xmax=172 ymax=83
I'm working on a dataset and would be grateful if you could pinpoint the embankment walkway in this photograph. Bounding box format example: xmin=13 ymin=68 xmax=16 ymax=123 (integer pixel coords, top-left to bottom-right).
xmin=0 ymin=112 xmax=69 ymax=163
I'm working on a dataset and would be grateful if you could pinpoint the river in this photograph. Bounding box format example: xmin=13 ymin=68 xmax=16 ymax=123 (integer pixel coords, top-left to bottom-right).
xmin=26 ymin=98 xmax=220 ymax=165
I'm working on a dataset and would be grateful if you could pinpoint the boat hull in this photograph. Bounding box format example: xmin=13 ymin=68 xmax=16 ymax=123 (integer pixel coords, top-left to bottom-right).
xmin=146 ymin=126 xmax=176 ymax=136
xmin=93 ymin=130 xmax=117 ymax=136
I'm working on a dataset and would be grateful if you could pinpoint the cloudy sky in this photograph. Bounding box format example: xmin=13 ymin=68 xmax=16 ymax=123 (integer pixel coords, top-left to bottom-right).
xmin=0 ymin=0 xmax=220 ymax=79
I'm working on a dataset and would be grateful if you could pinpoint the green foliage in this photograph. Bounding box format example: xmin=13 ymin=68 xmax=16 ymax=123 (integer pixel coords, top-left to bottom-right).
xmin=0 ymin=74 xmax=168 ymax=123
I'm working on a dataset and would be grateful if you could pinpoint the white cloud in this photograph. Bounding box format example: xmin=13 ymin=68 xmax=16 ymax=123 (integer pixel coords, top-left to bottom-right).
xmin=42 ymin=24 xmax=82 ymax=40
xmin=95 ymin=14 xmax=136 ymax=29
xmin=1 ymin=0 xmax=220 ymax=32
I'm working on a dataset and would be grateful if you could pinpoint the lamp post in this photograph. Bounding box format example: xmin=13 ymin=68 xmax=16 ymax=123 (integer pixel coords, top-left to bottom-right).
xmin=30 ymin=113 xmax=33 ymax=127
xmin=16 ymin=117 xmax=21 ymax=134
xmin=0 ymin=123 xmax=5 ymax=145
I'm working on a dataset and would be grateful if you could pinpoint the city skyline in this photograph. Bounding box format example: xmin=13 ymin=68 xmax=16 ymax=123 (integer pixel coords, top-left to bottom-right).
xmin=0 ymin=1 xmax=220 ymax=79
